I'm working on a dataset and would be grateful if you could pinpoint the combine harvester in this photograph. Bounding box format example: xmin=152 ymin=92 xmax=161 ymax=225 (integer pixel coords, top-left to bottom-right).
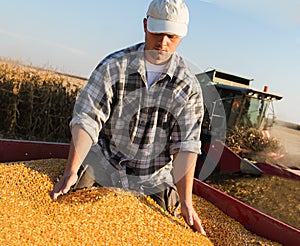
xmin=0 ymin=69 xmax=299 ymax=245
xmin=194 ymin=69 xmax=299 ymax=245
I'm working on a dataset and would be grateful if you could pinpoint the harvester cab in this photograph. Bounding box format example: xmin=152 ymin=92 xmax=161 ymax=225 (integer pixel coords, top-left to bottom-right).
xmin=195 ymin=69 xmax=283 ymax=180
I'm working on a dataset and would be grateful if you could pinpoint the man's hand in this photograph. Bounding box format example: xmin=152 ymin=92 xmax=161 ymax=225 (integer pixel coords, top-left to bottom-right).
xmin=50 ymin=126 xmax=93 ymax=201
xmin=50 ymin=172 xmax=78 ymax=201
xmin=172 ymin=151 xmax=206 ymax=235
xmin=181 ymin=202 xmax=206 ymax=235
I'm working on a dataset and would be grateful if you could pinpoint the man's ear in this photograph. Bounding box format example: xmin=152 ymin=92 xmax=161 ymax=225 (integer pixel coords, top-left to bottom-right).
xmin=143 ymin=18 xmax=147 ymax=32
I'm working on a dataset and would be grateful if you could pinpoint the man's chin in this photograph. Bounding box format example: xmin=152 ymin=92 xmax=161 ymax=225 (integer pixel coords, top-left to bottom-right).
xmin=146 ymin=50 xmax=172 ymax=64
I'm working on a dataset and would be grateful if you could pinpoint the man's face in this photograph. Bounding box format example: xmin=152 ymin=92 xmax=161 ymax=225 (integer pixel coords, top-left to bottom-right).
xmin=143 ymin=18 xmax=182 ymax=64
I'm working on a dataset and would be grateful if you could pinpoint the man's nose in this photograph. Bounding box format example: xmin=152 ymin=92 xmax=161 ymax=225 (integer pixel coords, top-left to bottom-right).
xmin=159 ymin=34 xmax=169 ymax=46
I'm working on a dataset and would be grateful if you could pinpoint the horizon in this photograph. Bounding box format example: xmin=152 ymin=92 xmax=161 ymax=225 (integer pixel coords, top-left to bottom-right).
xmin=1 ymin=0 xmax=299 ymax=124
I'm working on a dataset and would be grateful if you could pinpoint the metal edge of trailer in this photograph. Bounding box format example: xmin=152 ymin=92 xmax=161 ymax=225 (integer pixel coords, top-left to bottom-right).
xmin=193 ymin=178 xmax=300 ymax=246
xmin=1 ymin=138 xmax=299 ymax=245
xmin=0 ymin=139 xmax=69 ymax=162
xmin=200 ymin=141 xmax=300 ymax=181
xmin=256 ymin=162 xmax=300 ymax=181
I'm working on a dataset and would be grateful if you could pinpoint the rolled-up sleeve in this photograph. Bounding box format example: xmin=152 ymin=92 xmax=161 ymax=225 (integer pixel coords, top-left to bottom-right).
xmin=69 ymin=65 xmax=114 ymax=145
xmin=169 ymin=82 xmax=204 ymax=155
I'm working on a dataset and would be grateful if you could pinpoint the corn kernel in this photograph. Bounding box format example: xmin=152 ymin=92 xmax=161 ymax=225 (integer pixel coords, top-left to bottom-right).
xmin=0 ymin=159 xmax=281 ymax=246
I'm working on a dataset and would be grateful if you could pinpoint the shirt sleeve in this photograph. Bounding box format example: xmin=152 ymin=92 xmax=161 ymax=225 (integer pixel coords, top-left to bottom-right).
xmin=169 ymin=80 xmax=204 ymax=155
xmin=69 ymin=64 xmax=114 ymax=145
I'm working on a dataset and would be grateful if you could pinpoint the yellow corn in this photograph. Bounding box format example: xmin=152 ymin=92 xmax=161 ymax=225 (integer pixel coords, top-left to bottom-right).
xmin=0 ymin=159 xmax=212 ymax=245
xmin=0 ymin=159 xmax=281 ymax=246
xmin=192 ymin=194 xmax=281 ymax=246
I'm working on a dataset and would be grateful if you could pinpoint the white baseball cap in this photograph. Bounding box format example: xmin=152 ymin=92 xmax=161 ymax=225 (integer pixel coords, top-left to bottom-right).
xmin=146 ymin=0 xmax=189 ymax=37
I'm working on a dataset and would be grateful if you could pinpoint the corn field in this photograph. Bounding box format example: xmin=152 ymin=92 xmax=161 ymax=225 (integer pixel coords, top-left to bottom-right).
xmin=0 ymin=61 xmax=84 ymax=142
xmin=0 ymin=60 xmax=280 ymax=159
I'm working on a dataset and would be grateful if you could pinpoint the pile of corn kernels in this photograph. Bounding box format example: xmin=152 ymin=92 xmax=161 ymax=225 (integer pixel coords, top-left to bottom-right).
xmin=0 ymin=159 xmax=281 ymax=246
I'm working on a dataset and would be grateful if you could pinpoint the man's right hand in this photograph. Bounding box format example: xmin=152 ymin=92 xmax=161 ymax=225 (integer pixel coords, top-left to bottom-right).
xmin=50 ymin=172 xmax=78 ymax=201
xmin=50 ymin=127 xmax=93 ymax=201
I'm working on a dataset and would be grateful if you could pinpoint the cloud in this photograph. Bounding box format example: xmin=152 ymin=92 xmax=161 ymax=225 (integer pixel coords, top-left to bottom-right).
xmin=0 ymin=28 xmax=28 ymax=41
xmin=0 ymin=28 xmax=88 ymax=57
xmin=197 ymin=0 xmax=214 ymax=3
xmin=210 ymin=0 xmax=300 ymax=26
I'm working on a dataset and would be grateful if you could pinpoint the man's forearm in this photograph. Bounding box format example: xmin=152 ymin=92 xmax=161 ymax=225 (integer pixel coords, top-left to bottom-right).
xmin=172 ymin=151 xmax=206 ymax=234
xmin=65 ymin=125 xmax=93 ymax=174
xmin=50 ymin=126 xmax=93 ymax=200
xmin=173 ymin=151 xmax=198 ymax=204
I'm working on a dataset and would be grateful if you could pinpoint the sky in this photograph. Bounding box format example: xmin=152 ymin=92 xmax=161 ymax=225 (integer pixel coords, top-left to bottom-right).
xmin=0 ymin=0 xmax=300 ymax=124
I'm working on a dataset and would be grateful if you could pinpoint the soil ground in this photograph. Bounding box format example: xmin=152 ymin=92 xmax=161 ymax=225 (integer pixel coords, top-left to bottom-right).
xmin=269 ymin=122 xmax=300 ymax=169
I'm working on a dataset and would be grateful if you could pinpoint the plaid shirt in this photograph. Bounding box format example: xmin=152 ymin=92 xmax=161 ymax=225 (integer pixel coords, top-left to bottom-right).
xmin=70 ymin=42 xmax=203 ymax=186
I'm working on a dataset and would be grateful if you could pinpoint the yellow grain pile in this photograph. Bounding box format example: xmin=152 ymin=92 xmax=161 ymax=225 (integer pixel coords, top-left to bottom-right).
xmin=0 ymin=159 xmax=281 ymax=246
xmin=192 ymin=196 xmax=281 ymax=246
xmin=0 ymin=159 xmax=212 ymax=246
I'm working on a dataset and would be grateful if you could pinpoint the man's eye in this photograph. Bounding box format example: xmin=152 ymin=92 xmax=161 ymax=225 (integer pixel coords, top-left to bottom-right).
xmin=168 ymin=35 xmax=179 ymax=39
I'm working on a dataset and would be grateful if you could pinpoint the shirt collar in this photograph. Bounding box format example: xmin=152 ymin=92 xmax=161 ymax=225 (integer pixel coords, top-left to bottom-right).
xmin=128 ymin=42 xmax=180 ymax=80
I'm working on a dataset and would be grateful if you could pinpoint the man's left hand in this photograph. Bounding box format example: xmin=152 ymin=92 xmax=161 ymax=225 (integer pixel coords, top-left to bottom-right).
xmin=181 ymin=202 xmax=207 ymax=236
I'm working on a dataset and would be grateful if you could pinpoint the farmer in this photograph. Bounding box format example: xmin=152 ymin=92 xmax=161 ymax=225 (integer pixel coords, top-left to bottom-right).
xmin=50 ymin=0 xmax=205 ymax=235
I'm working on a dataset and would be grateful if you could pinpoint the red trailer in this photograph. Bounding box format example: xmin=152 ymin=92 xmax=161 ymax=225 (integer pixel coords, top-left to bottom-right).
xmin=0 ymin=138 xmax=299 ymax=245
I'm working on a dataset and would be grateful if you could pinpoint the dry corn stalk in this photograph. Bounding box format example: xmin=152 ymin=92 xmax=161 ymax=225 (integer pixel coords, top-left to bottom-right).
xmin=226 ymin=126 xmax=281 ymax=161
xmin=0 ymin=60 xmax=84 ymax=142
